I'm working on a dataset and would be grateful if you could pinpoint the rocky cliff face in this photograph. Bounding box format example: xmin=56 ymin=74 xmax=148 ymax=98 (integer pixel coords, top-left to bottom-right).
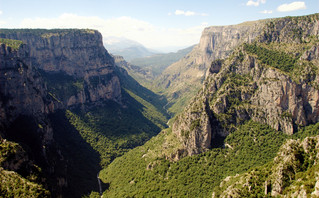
xmin=155 ymin=20 xmax=268 ymax=114
xmin=170 ymin=14 xmax=319 ymax=159
xmin=0 ymin=29 xmax=121 ymax=107
xmin=0 ymin=29 xmax=125 ymax=197
xmin=0 ymin=43 xmax=55 ymax=146
xmin=0 ymin=42 xmax=69 ymax=196
xmin=0 ymin=29 xmax=112 ymax=76
xmin=0 ymin=43 xmax=51 ymax=122
xmin=195 ymin=21 xmax=268 ymax=68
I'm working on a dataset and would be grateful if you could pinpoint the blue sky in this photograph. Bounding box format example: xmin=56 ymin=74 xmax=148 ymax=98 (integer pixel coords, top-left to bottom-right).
xmin=0 ymin=0 xmax=318 ymax=51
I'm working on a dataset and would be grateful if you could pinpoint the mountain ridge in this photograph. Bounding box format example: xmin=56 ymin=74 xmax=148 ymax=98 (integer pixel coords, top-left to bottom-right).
xmin=171 ymin=13 xmax=319 ymax=158
xmin=100 ymin=13 xmax=319 ymax=197
xmin=153 ymin=18 xmax=270 ymax=114
xmin=1 ymin=13 xmax=319 ymax=198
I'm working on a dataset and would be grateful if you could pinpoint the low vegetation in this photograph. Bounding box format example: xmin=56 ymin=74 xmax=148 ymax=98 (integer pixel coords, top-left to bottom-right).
xmin=0 ymin=38 xmax=23 ymax=50
xmin=0 ymin=138 xmax=49 ymax=197
xmin=99 ymin=121 xmax=319 ymax=197
xmin=0 ymin=168 xmax=50 ymax=198
xmin=40 ymin=71 xmax=84 ymax=102
xmin=243 ymin=43 xmax=297 ymax=72
xmin=213 ymin=124 xmax=319 ymax=197
xmin=0 ymin=28 xmax=95 ymax=38
xmin=65 ymin=95 xmax=163 ymax=168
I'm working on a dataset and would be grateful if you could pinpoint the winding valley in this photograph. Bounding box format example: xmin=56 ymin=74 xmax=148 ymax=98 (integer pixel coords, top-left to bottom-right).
xmin=0 ymin=13 xmax=319 ymax=198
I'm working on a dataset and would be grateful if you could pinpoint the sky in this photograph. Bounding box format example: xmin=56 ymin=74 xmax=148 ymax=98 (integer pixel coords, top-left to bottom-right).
xmin=0 ymin=0 xmax=318 ymax=51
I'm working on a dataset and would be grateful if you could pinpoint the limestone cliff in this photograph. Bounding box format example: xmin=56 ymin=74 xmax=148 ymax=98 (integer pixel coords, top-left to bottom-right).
xmin=195 ymin=21 xmax=269 ymax=68
xmin=0 ymin=42 xmax=55 ymax=146
xmin=171 ymin=14 xmax=319 ymax=159
xmin=0 ymin=29 xmax=112 ymax=76
xmin=0 ymin=42 xmax=68 ymax=196
xmin=0 ymin=43 xmax=51 ymax=121
xmin=0 ymin=29 xmax=125 ymax=197
xmin=0 ymin=29 xmax=121 ymax=107
xmin=155 ymin=19 xmax=269 ymax=114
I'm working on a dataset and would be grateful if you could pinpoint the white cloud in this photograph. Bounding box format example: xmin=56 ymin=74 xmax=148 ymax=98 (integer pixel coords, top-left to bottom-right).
xmin=0 ymin=10 xmax=3 ymax=15
xmin=174 ymin=10 xmax=208 ymax=16
xmin=277 ymin=1 xmax=306 ymax=12
xmin=19 ymin=13 xmax=206 ymax=49
xmin=260 ymin=10 xmax=273 ymax=14
xmin=246 ymin=0 xmax=266 ymax=6
xmin=175 ymin=10 xmax=195 ymax=16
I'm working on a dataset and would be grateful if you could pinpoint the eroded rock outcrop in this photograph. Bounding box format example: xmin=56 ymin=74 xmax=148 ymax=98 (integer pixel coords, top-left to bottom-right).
xmin=0 ymin=43 xmax=55 ymax=145
xmin=0 ymin=29 xmax=125 ymax=197
xmin=170 ymin=14 xmax=319 ymax=159
xmin=0 ymin=43 xmax=51 ymax=120
xmin=0 ymin=42 xmax=67 ymax=196
xmin=155 ymin=19 xmax=269 ymax=114
xmin=172 ymin=96 xmax=212 ymax=156
xmin=0 ymin=29 xmax=122 ymax=107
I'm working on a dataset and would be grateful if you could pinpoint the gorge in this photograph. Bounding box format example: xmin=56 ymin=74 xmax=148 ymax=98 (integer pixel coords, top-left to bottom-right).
xmin=0 ymin=13 xmax=319 ymax=198
xmin=0 ymin=29 xmax=168 ymax=197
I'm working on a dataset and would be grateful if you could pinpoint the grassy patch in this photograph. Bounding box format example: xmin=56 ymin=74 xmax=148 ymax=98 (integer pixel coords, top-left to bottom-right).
xmin=0 ymin=38 xmax=23 ymax=50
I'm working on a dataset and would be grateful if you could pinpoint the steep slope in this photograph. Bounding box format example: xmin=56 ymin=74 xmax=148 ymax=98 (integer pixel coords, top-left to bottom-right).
xmin=0 ymin=138 xmax=50 ymax=197
xmin=0 ymin=40 xmax=67 ymax=197
xmin=155 ymin=19 xmax=270 ymax=114
xmin=113 ymin=45 xmax=195 ymax=93
xmin=0 ymin=29 xmax=168 ymax=197
xmin=171 ymin=13 xmax=319 ymax=157
xmin=100 ymin=13 xmax=319 ymax=197
xmin=212 ymin=134 xmax=319 ymax=197
xmin=0 ymin=29 xmax=121 ymax=106
xmin=100 ymin=120 xmax=319 ymax=197
xmin=113 ymin=55 xmax=155 ymax=88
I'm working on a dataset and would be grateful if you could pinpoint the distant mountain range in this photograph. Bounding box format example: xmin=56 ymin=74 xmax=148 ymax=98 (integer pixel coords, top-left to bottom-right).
xmin=130 ymin=45 xmax=195 ymax=76
xmin=104 ymin=37 xmax=158 ymax=61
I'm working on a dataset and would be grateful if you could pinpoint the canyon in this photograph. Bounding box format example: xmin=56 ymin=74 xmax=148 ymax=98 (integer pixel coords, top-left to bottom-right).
xmin=1 ymin=13 xmax=319 ymax=198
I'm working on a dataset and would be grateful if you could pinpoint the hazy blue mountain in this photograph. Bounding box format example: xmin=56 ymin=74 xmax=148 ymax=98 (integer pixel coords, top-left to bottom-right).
xmin=104 ymin=37 xmax=158 ymax=61
xmin=130 ymin=45 xmax=195 ymax=76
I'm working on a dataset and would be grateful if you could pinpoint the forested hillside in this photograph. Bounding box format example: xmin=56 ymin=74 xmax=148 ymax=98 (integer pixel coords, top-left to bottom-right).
xmin=100 ymin=13 xmax=319 ymax=197
xmin=0 ymin=29 xmax=168 ymax=197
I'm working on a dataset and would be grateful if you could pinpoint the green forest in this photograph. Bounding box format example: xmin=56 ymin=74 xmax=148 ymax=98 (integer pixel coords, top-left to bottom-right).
xmin=99 ymin=121 xmax=319 ymax=197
